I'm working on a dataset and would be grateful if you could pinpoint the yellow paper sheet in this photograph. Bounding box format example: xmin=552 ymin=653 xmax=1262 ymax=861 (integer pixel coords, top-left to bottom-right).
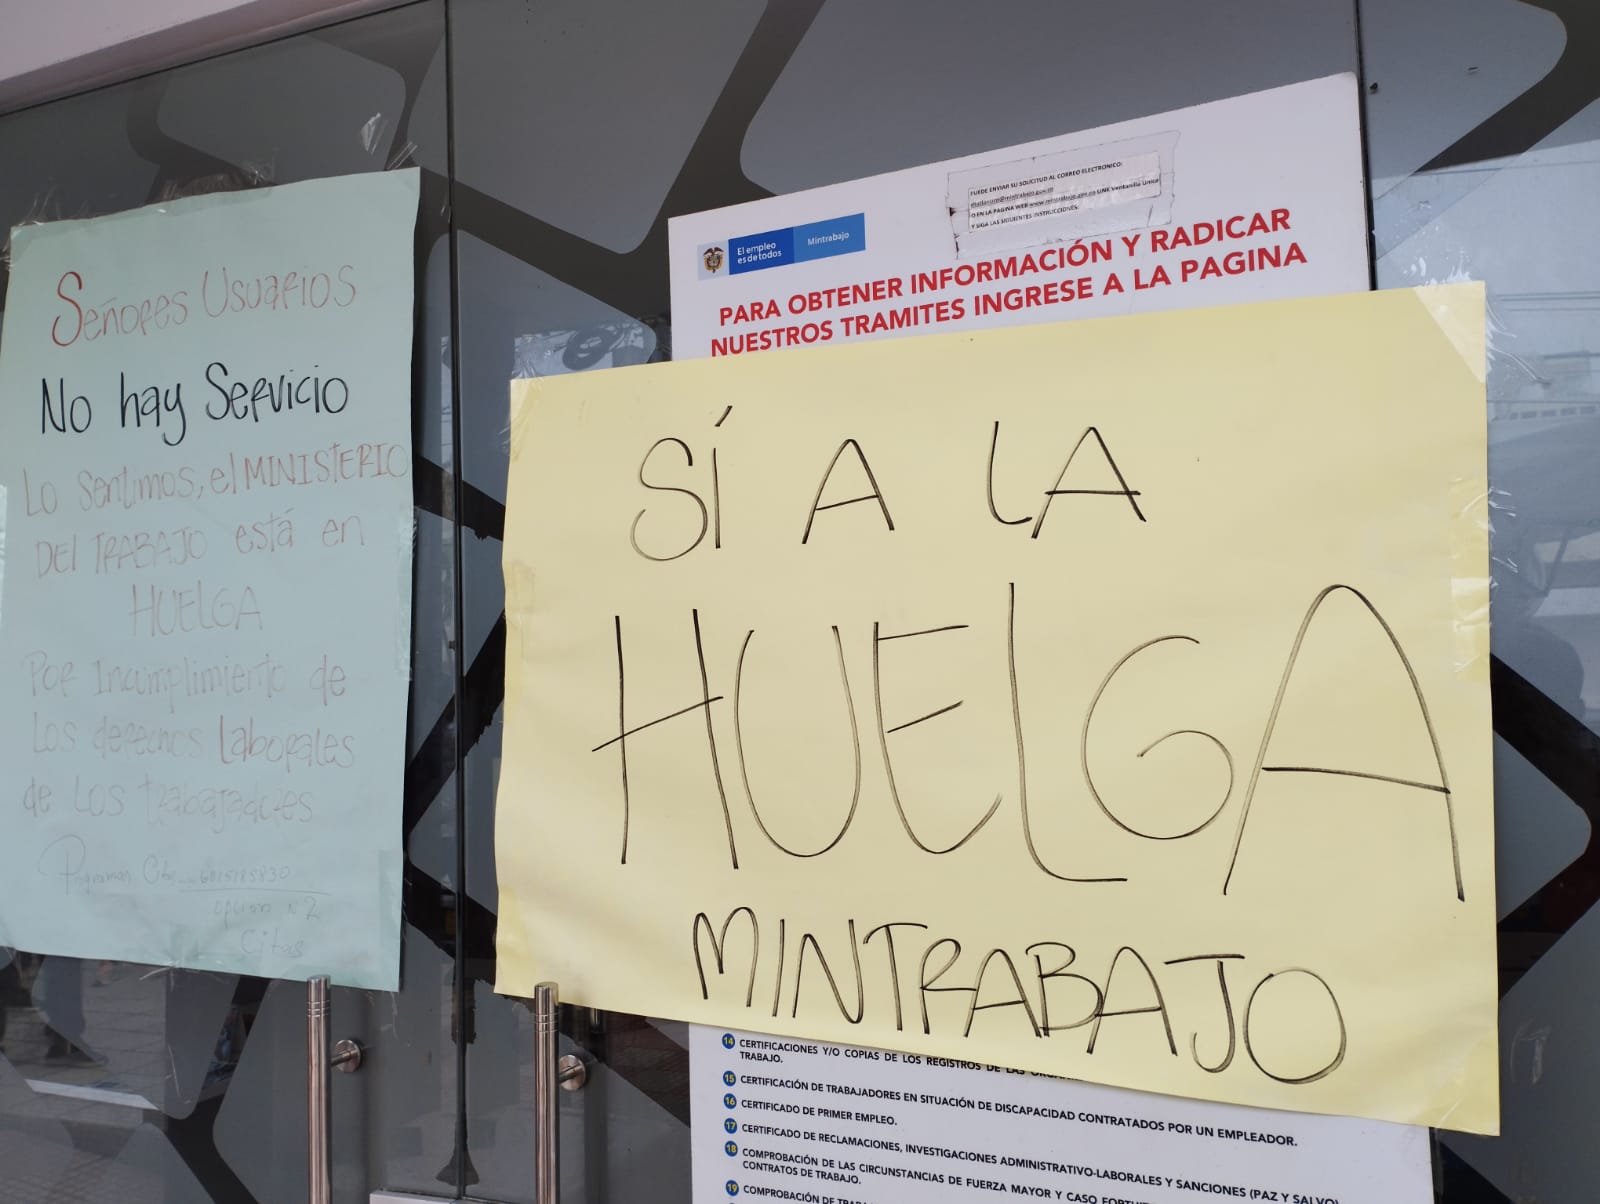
xmin=496 ymin=284 xmax=1496 ymax=1134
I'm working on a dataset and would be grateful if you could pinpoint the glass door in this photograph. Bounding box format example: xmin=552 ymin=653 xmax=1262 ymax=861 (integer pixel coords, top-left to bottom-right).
xmin=444 ymin=3 xmax=1600 ymax=1203
xmin=0 ymin=5 xmax=468 ymax=1200
xmin=444 ymin=3 xmax=1357 ymax=1203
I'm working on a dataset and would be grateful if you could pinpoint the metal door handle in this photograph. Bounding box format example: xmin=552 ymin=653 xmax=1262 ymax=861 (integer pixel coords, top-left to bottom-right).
xmin=533 ymin=982 xmax=592 ymax=1204
xmin=308 ymin=975 xmax=365 ymax=1204
xmin=534 ymin=983 xmax=560 ymax=1204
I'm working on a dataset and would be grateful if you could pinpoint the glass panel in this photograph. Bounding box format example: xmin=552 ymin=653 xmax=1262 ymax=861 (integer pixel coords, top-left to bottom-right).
xmin=1362 ymin=1 xmax=1600 ymax=1197
xmin=0 ymin=4 xmax=460 ymax=1201
xmin=449 ymin=3 xmax=1361 ymax=1201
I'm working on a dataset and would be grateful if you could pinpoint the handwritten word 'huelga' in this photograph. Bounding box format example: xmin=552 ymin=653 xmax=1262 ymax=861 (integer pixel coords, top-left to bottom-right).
xmin=597 ymin=582 xmax=1460 ymax=899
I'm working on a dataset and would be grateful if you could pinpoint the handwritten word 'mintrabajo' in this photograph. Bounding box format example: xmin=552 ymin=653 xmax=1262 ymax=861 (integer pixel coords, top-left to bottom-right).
xmin=692 ymin=905 xmax=1346 ymax=1090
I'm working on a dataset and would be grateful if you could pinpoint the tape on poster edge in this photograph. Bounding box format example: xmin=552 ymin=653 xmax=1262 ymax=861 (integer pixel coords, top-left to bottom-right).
xmin=1450 ymin=477 xmax=1491 ymax=685
xmin=1415 ymin=283 xmax=1491 ymax=683
xmin=1414 ymin=280 xmax=1487 ymax=386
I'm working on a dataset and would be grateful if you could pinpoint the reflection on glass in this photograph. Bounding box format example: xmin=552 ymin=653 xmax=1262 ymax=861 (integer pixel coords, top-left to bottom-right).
xmin=0 ymin=953 xmax=243 ymax=1109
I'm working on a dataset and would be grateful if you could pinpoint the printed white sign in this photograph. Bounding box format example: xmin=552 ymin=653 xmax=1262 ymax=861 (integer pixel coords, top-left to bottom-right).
xmin=672 ymin=74 xmax=1404 ymax=1185
xmin=692 ymin=1027 xmax=1431 ymax=1204
xmin=668 ymin=74 xmax=1367 ymax=358
xmin=0 ymin=171 xmax=418 ymax=990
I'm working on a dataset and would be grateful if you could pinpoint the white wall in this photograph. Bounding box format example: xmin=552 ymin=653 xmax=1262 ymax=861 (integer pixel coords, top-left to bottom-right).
xmin=0 ymin=0 xmax=393 ymax=112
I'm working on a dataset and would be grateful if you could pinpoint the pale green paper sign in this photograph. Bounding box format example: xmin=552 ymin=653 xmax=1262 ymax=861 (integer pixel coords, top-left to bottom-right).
xmin=0 ymin=171 xmax=417 ymax=990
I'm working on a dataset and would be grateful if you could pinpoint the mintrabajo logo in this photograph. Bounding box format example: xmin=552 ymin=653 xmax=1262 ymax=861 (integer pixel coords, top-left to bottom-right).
xmin=696 ymin=213 xmax=865 ymax=279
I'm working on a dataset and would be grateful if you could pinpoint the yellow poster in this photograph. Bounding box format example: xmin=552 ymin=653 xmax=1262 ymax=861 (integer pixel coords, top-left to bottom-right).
xmin=496 ymin=284 xmax=1496 ymax=1134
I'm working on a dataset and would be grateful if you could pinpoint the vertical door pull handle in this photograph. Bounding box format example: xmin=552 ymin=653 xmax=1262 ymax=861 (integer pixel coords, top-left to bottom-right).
xmin=308 ymin=976 xmax=366 ymax=1204
xmin=534 ymin=981 xmax=560 ymax=1204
